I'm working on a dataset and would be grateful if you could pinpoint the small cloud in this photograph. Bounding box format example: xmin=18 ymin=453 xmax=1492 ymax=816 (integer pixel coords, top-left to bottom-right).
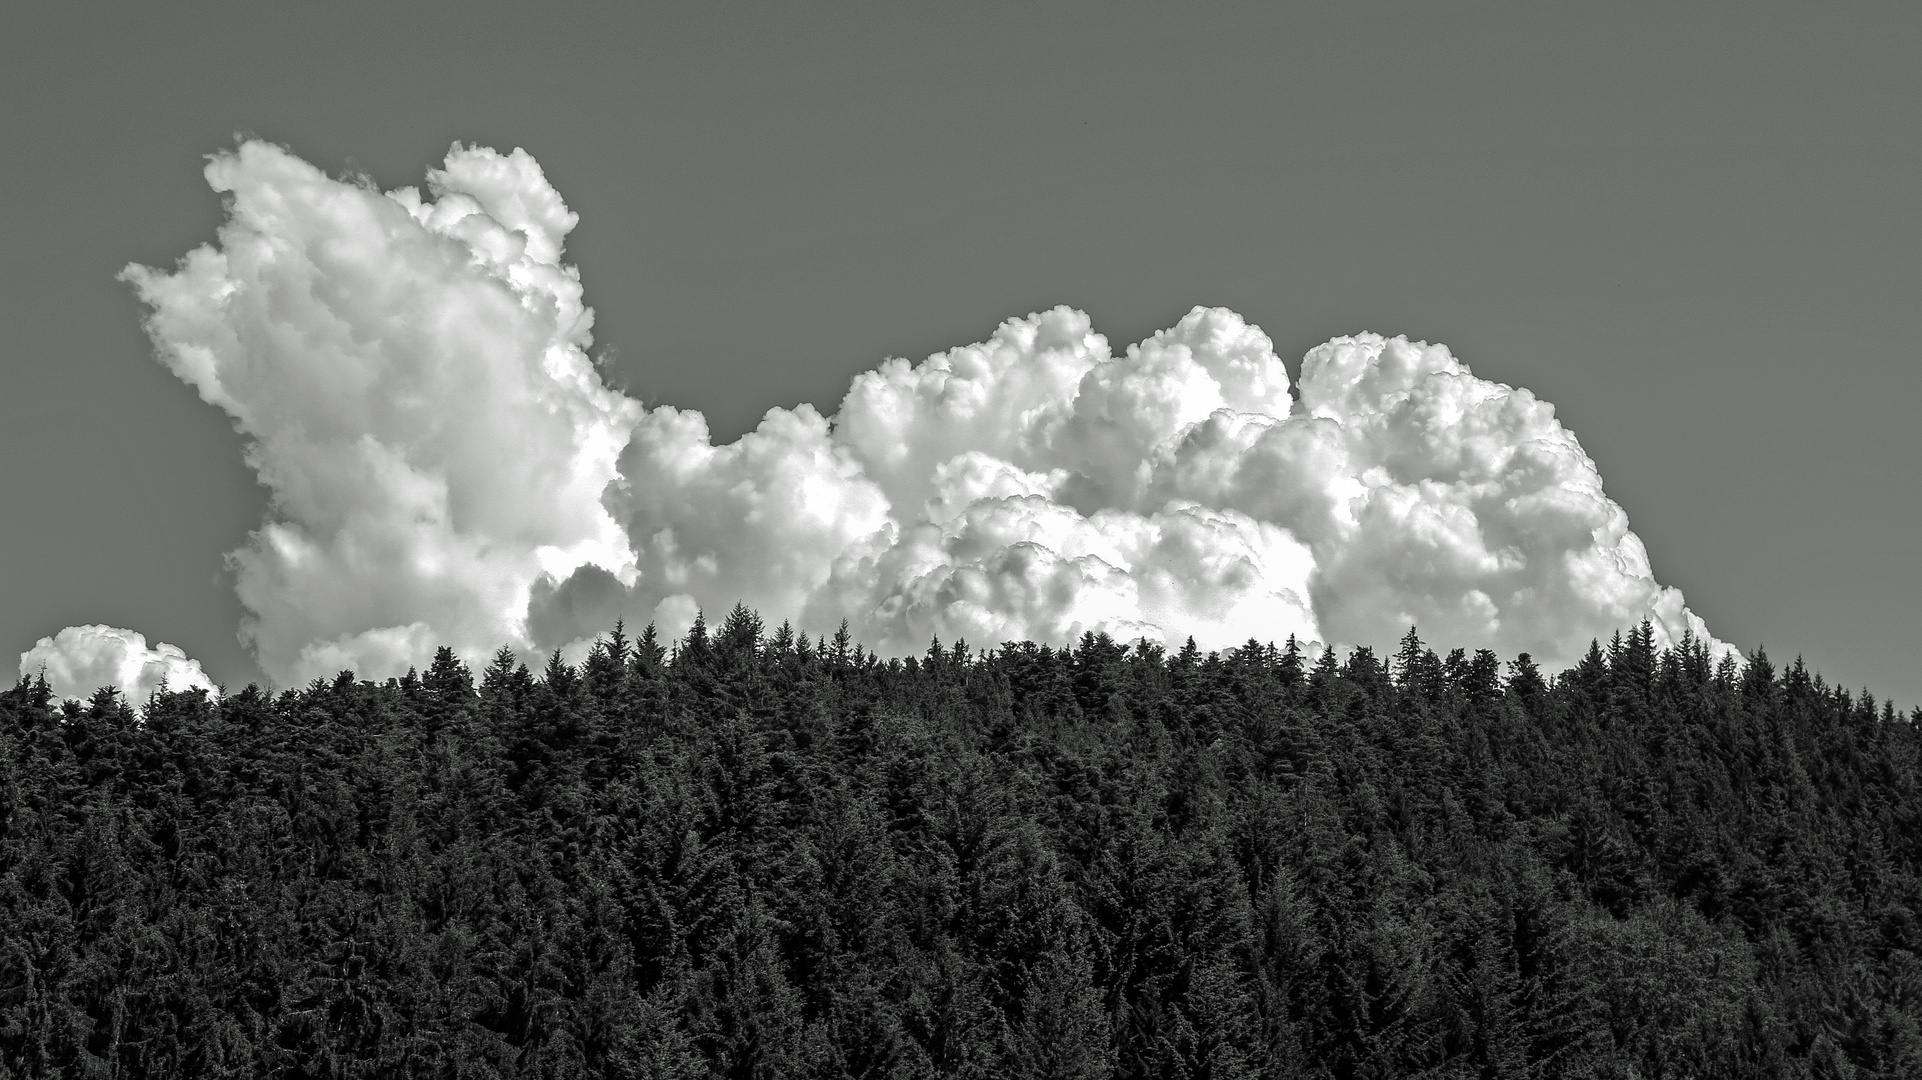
xmin=20 ymin=625 xmax=217 ymax=704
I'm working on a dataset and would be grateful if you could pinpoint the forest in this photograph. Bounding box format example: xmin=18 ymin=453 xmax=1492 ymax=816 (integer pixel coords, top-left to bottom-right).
xmin=2 ymin=609 xmax=1919 ymax=1078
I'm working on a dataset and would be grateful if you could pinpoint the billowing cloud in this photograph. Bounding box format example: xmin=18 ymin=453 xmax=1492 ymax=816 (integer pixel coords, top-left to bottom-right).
xmin=594 ymin=401 xmax=891 ymax=651
xmin=91 ymin=140 xmax=1727 ymax=684
xmin=121 ymin=141 xmax=638 ymax=681
xmin=19 ymin=625 xmax=218 ymax=704
xmin=1134 ymin=334 xmax=1719 ymax=662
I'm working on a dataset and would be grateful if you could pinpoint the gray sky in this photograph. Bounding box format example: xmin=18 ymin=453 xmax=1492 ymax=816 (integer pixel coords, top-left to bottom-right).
xmin=4 ymin=2 xmax=1917 ymax=705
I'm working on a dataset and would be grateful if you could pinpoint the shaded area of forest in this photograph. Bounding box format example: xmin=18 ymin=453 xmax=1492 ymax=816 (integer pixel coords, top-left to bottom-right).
xmin=4 ymin=610 xmax=1920 ymax=1078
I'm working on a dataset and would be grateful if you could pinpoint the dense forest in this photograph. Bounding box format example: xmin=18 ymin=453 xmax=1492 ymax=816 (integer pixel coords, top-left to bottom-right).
xmin=3 ymin=609 xmax=1919 ymax=1078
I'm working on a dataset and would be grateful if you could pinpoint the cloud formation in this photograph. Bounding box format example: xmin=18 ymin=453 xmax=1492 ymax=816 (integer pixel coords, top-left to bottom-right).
xmin=19 ymin=625 xmax=218 ymax=704
xmin=76 ymin=140 xmax=1727 ymax=688
xmin=121 ymin=141 xmax=638 ymax=681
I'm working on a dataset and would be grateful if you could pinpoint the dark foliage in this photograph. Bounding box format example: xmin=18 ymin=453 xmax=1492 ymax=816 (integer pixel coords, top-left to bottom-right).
xmin=3 ymin=618 xmax=1919 ymax=1078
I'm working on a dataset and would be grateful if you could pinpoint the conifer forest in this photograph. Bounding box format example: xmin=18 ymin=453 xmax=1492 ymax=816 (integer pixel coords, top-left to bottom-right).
xmin=3 ymin=609 xmax=1919 ymax=1078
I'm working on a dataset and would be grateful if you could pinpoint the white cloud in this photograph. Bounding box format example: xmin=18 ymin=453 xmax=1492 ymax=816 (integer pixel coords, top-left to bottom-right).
xmin=802 ymin=498 xmax=1318 ymax=655
xmin=122 ymin=141 xmax=638 ymax=682
xmin=19 ymin=625 xmax=218 ymax=705
xmin=1257 ymin=333 xmax=1715 ymax=662
xmin=101 ymin=140 xmax=1730 ymax=681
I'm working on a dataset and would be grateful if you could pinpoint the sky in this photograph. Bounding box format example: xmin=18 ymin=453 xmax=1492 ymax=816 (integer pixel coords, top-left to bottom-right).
xmin=3 ymin=3 xmax=1917 ymax=706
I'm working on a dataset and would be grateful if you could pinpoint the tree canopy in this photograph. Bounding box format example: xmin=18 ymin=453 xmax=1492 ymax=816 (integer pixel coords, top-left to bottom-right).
xmin=2 ymin=617 xmax=1918 ymax=1077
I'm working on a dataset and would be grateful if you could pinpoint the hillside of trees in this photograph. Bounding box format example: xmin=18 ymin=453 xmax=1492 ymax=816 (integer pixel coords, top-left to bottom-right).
xmin=3 ymin=610 xmax=1919 ymax=1078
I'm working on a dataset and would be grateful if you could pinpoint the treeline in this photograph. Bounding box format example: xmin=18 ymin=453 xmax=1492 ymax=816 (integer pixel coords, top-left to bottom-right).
xmin=2 ymin=610 xmax=1920 ymax=1078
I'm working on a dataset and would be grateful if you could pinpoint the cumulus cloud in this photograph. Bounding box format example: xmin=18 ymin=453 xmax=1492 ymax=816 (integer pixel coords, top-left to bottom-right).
xmin=592 ymin=402 xmax=891 ymax=650
xmin=97 ymin=140 xmax=1727 ymax=684
xmin=1137 ymin=333 xmax=1720 ymax=662
xmin=19 ymin=625 xmax=218 ymax=704
xmin=122 ymin=141 xmax=637 ymax=681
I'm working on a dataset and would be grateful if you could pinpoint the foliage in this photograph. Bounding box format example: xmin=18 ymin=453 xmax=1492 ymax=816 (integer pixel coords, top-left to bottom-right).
xmin=2 ymin=620 xmax=1919 ymax=1078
